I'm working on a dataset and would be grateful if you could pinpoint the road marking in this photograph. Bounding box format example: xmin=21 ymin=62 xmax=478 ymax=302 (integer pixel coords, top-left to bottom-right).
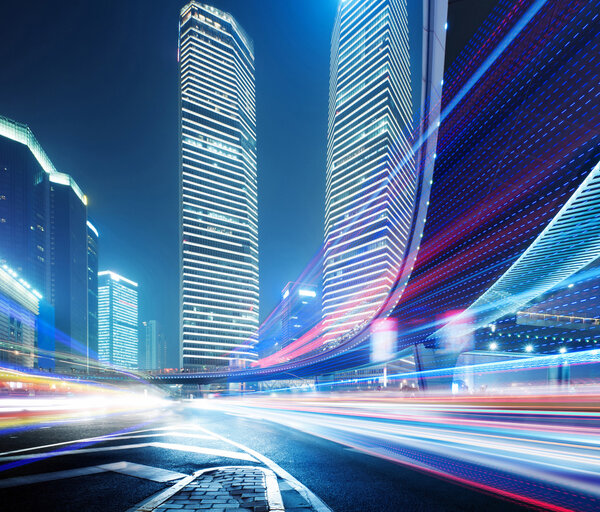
xmin=98 ymin=461 xmax=187 ymax=482
xmin=0 ymin=465 xmax=106 ymax=488
xmin=150 ymin=442 xmax=256 ymax=461
xmin=0 ymin=429 xmax=217 ymax=458
xmin=195 ymin=425 xmax=333 ymax=512
xmin=0 ymin=441 xmax=256 ymax=462
xmin=0 ymin=461 xmax=187 ymax=488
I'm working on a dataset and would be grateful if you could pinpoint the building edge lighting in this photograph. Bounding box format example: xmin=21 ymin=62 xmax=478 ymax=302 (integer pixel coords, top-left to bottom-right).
xmin=0 ymin=114 xmax=87 ymax=205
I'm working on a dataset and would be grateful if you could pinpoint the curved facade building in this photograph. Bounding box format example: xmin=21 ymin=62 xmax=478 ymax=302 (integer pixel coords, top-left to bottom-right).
xmin=323 ymin=0 xmax=417 ymax=342
xmin=391 ymin=0 xmax=600 ymax=375
xmin=179 ymin=3 xmax=259 ymax=369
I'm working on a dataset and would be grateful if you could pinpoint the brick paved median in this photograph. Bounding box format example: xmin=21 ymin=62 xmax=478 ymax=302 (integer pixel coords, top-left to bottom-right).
xmin=155 ymin=467 xmax=277 ymax=512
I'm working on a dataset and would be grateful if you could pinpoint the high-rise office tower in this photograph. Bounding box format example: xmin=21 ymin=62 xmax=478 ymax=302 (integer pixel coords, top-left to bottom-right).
xmin=139 ymin=319 xmax=158 ymax=370
xmin=280 ymin=282 xmax=320 ymax=350
xmin=323 ymin=0 xmax=415 ymax=341
xmin=0 ymin=115 xmax=89 ymax=369
xmin=98 ymin=271 xmax=138 ymax=369
xmin=86 ymin=221 xmax=99 ymax=367
xmin=178 ymin=3 xmax=259 ymax=370
xmin=50 ymin=177 xmax=88 ymax=368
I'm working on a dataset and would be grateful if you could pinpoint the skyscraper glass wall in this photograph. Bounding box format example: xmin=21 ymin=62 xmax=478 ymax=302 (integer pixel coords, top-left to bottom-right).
xmin=0 ymin=115 xmax=89 ymax=370
xmin=87 ymin=221 xmax=99 ymax=366
xmin=98 ymin=271 xmax=138 ymax=369
xmin=179 ymin=2 xmax=259 ymax=369
xmin=323 ymin=0 xmax=416 ymax=342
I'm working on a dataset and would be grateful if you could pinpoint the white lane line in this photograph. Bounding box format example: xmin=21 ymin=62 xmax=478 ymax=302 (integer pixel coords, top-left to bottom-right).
xmin=151 ymin=442 xmax=256 ymax=462
xmin=195 ymin=425 xmax=333 ymax=512
xmin=0 ymin=466 xmax=106 ymax=488
xmin=0 ymin=429 xmax=217 ymax=457
xmin=85 ymin=432 xmax=216 ymax=443
xmin=0 ymin=442 xmax=155 ymax=461
xmin=0 ymin=461 xmax=188 ymax=488
xmin=98 ymin=461 xmax=187 ymax=482
xmin=0 ymin=442 xmax=256 ymax=462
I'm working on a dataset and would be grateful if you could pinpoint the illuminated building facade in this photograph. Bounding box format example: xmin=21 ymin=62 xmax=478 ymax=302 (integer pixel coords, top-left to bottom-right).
xmin=0 ymin=264 xmax=54 ymax=369
xmin=139 ymin=319 xmax=158 ymax=370
xmin=179 ymin=2 xmax=258 ymax=369
xmin=280 ymin=282 xmax=320 ymax=350
xmin=50 ymin=178 xmax=88 ymax=368
xmin=389 ymin=1 xmax=600 ymax=379
xmin=98 ymin=271 xmax=138 ymax=369
xmin=0 ymin=114 xmax=89 ymax=369
xmin=87 ymin=221 xmax=99 ymax=365
xmin=323 ymin=0 xmax=416 ymax=341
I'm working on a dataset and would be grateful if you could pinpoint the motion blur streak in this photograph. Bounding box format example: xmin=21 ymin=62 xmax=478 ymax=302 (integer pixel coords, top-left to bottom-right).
xmin=197 ymin=395 xmax=600 ymax=511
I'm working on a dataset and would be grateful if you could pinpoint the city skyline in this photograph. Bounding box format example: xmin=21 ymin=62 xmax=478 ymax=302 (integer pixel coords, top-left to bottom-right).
xmin=0 ymin=1 xmax=495 ymax=366
xmin=2 ymin=2 xmax=600 ymax=512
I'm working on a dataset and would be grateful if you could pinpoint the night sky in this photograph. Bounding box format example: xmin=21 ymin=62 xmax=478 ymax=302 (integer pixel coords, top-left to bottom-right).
xmin=0 ymin=0 xmax=497 ymax=367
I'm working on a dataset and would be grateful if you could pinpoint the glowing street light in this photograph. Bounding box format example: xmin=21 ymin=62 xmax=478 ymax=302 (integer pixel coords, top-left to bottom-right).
xmin=525 ymin=345 xmax=534 ymax=353
xmin=559 ymin=347 xmax=567 ymax=354
xmin=489 ymin=342 xmax=498 ymax=351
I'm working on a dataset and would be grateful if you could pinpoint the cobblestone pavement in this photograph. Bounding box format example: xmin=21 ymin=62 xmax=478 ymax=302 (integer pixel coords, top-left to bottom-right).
xmin=154 ymin=466 xmax=314 ymax=512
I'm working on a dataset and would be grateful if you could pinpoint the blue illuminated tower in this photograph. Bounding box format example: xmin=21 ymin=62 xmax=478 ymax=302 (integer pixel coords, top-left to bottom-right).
xmin=87 ymin=221 xmax=99 ymax=366
xmin=98 ymin=271 xmax=138 ymax=369
xmin=323 ymin=0 xmax=416 ymax=341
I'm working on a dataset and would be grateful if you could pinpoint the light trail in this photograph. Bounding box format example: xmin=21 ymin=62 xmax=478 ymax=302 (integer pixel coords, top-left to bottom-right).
xmin=198 ymin=393 xmax=600 ymax=511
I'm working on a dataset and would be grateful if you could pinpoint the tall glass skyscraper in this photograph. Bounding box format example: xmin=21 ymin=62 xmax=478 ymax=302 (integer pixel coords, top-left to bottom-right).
xmin=98 ymin=271 xmax=138 ymax=369
xmin=0 ymin=115 xmax=89 ymax=369
xmin=323 ymin=0 xmax=416 ymax=341
xmin=178 ymin=3 xmax=258 ymax=370
xmin=86 ymin=220 xmax=99 ymax=367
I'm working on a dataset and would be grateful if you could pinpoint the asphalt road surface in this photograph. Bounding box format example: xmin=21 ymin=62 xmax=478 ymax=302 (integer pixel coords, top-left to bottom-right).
xmin=0 ymin=400 xmax=535 ymax=512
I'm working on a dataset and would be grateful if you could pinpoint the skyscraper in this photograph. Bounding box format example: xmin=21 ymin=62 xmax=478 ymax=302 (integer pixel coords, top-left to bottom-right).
xmin=323 ymin=0 xmax=416 ymax=341
xmin=139 ymin=319 xmax=158 ymax=370
xmin=98 ymin=271 xmax=138 ymax=369
xmin=280 ymin=282 xmax=320 ymax=350
xmin=0 ymin=115 xmax=89 ymax=369
xmin=179 ymin=3 xmax=259 ymax=370
xmin=49 ymin=177 xmax=88 ymax=369
xmin=86 ymin=221 xmax=99 ymax=367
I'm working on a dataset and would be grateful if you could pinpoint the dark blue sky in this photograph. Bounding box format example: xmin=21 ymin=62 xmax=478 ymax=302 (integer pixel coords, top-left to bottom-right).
xmin=0 ymin=0 xmax=339 ymax=366
xmin=0 ymin=0 xmax=495 ymax=367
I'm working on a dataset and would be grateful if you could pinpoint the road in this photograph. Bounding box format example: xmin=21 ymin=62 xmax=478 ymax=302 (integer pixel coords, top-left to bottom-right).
xmin=0 ymin=398 xmax=536 ymax=512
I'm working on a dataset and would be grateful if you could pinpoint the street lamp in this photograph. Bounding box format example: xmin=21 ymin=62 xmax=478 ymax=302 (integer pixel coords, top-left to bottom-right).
xmin=489 ymin=342 xmax=498 ymax=351
xmin=525 ymin=345 xmax=534 ymax=353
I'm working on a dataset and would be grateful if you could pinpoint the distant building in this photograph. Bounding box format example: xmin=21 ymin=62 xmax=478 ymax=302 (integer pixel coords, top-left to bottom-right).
xmin=157 ymin=332 xmax=168 ymax=370
xmin=0 ymin=114 xmax=89 ymax=370
xmin=87 ymin=221 xmax=99 ymax=367
xmin=139 ymin=320 xmax=158 ymax=370
xmin=98 ymin=271 xmax=138 ymax=369
xmin=179 ymin=3 xmax=259 ymax=369
xmin=280 ymin=282 xmax=320 ymax=350
xmin=0 ymin=264 xmax=54 ymax=369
